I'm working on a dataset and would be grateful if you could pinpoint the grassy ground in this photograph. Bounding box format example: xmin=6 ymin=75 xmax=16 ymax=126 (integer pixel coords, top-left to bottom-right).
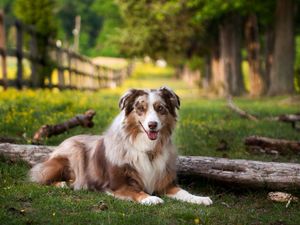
xmin=0 ymin=62 xmax=300 ymax=224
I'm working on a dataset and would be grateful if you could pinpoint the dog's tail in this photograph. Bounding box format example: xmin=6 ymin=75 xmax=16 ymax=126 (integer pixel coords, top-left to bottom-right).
xmin=29 ymin=157 xmax=69 ymax=184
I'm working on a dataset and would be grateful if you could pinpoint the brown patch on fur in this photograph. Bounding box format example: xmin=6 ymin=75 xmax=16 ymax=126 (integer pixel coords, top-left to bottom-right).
xmin=113 ymin=187 xmax=150 ymax=202
xmin=134 ymin=100 xmax=148 ymax=116
xmin=38 ymin=157 xmax=70 ymax=184
xmin=159 ymin=88 xmax=180 ymax=117
xmin=120 ymin=90 xmax=148 ymax=116
xmin=109 ymin=163 xmax=144 ymax=192
xmin=124 ymin=113 xmax=141 ymax=141
xmin=165 ymin=186 xmax=181 ymax=195
xmin=87 ymin=138 xmax=109 ymax=190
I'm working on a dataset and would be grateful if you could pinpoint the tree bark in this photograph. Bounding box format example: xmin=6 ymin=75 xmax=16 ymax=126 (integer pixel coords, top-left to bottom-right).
xmin=219 ymin=14 xmax=245 ymax=96
xmin=268 ymin=0 xmax=295 ymax=95
xmin=1 ymin=143 xmax=300 ymax=190
xmin=245 ymin=14 xmax=264 ymax=96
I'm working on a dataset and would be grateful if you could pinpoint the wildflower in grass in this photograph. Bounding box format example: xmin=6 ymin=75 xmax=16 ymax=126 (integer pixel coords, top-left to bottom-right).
xmin=194 ymin=217 xmax=200 ymax=224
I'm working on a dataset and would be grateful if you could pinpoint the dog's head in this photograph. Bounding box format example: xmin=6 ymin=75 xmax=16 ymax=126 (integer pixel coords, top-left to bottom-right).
xmin=119 ymin=87 xmax=180 ymax=141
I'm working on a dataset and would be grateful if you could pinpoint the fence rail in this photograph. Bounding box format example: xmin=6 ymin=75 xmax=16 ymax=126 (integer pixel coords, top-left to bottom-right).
xmin=0 ymin=12 xmax=132 ymax=91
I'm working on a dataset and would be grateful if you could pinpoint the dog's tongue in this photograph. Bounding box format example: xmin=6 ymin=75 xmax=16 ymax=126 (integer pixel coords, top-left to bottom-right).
xmin=147 ymin=131 xmax=158 ymax=140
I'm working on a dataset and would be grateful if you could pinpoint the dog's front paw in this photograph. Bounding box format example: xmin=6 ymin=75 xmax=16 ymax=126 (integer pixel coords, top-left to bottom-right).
xmin=188 ymin=196 xmax=213 ymax=206
xmin=71 ymin=182 xmax=88 ymax=191
xmin=140 ymin=196 xmax=164 ymax=205
xmin=169 ymin=189 xmax=213 ymax=206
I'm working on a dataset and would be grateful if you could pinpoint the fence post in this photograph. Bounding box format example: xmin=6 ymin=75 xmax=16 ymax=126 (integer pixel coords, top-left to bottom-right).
xmin=0 ymin=10 xmax=7 ymax=90
xmin=30 ymin=32 xmax=38 ymax=87
xmin=56 ymin=46 xmax=64 ymax=89
xmin=67 ymin=49 xmax=72 ymax=88
xmin=15 ymin=20 xmax=23 ymax=89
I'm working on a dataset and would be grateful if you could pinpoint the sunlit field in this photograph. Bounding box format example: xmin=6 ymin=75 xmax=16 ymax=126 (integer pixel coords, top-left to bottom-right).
xmin=1 ymin=63 xmax=300 ymax=225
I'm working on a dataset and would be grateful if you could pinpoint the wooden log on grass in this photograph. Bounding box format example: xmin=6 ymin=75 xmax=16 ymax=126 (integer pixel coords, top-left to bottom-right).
xmin=245 ymin=135 xmax=300 ymax=155
xmin=0 ymin=143 xmax=300 ymax=190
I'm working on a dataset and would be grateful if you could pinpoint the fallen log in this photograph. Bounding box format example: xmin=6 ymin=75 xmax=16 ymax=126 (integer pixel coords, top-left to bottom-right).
xmin=245 ymin=135 xmax=300 ymax=155
xmin=276 ymin=114 xmax=300 ymax=131
xmin=227 ymin=97 xmax=300 ymax=131
xmin=1 ymin=143 xmax=300 ymax=190
xmin=178 ymin=156 xmax=300 ymax=189
xmin=33 ymin=109 xmax=96 ymax=143
xmin=0 ymin=143 xmax=54 ymax=165
xmin=276 ymin=113 xmax=300 ymax=123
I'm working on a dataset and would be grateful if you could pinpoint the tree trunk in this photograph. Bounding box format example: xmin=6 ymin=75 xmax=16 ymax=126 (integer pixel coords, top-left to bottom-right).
xmin=210 ymin=45 xmax=226 ymax=96
xmin=245 ymin=14 xmax=264 ymax=96
xmin=268 ymin=0 xmax=295 ymax=95
xmin=0 ymin=10 xmax=7 ymax=90
xmin=202 ymin=55 xmax=211 ymax=90
xmin=219 ymin=14 xmax=245 ymax=96
xmin=263 ymin=27 xmax=274 ymax=93
xmin=1 ymin=143 xmax=300 ymax=190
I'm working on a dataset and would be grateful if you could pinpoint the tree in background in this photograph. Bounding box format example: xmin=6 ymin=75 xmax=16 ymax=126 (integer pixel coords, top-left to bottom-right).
xmin=55 ymin=0 xmax=124 ymax=57
xmin=14 ymin=0 xmax=57 ymax=87
xmin=268 ymin=0 xmax=296 ymax=95
xmin=90 ymin=0 xmax=123 ymax=56
xmin=2 ymin=0 xmax=300 ymax=94
xmin=57 ymin=0 xmax=103 ymax=55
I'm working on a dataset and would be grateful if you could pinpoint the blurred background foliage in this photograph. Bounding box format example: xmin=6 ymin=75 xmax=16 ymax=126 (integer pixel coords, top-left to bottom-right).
xmin=1 ymin=0 xmax=300 ymax=94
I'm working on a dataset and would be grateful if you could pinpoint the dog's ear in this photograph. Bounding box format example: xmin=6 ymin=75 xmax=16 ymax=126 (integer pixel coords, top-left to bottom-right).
xmin=119 ymin=89 xmax=147 ymax=115
xmin=159 ymin=86 xmax=180 ymax=115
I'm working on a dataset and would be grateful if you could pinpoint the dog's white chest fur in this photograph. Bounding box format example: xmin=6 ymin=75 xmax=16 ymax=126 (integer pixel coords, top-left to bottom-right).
xmin=105 ymin=132 xmax=170 ymax=194
xmin=129 ymin=146 xmax=170 ymax=194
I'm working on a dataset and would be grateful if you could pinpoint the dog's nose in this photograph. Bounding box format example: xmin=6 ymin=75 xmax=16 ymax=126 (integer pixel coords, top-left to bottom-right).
xmin=148 ymin=121 xmax=158 ymax=130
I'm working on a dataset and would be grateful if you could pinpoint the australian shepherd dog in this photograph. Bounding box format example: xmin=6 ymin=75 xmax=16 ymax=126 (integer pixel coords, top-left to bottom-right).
xmin=30 ymin=87 xmax=212 ymax=205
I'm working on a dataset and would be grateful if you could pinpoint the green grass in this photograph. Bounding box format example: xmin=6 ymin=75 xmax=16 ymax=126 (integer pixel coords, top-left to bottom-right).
xmin=0 ymin=62 xmax=300 ymax=224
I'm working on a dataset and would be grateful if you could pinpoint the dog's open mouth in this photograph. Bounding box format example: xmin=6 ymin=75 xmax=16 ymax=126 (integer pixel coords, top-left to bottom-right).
xmin=147 ymin=131 xmax=158 ymax=140
xmin=139 ymin=121 xmax=159 ymax=140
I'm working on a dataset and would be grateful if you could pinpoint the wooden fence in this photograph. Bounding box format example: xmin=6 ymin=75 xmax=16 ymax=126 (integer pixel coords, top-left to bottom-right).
xmin=0 ymin=12 xmax=133 ymax=91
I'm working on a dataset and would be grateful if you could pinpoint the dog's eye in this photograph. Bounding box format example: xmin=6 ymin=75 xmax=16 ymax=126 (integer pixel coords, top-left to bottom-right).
xmin=136 ymin=106 xmax=145 ymax=113
xmin=156 ymin=105 xmax=166 ymax=114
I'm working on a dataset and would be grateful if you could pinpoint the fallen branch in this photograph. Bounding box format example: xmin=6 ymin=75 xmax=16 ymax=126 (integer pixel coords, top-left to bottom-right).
xmin=245 ymin=135 xmax=300 ymax=155
xmin=227 ymin=96 xmax=259 ymax=121
xmin=1 ymin=143 xmax=300 ymax=190
xmin=33 ymin=109 xmax=96 ymax=143
xmin=227 ymin=97 xmax=300 ymax=131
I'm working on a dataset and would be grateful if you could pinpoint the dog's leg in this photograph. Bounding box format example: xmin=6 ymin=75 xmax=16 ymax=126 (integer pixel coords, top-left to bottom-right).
xmin=69 ymin=144 xmax=88 ymax=190
xmin=110 ymin=187 xmax=164 ymax=205
xmin=166 ymin=186 xmax=212 ymax=205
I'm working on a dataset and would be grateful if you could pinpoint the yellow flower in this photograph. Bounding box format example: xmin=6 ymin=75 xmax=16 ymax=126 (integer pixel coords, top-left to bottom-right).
xmin=194 ymin=218 xmax=201 ymax=224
